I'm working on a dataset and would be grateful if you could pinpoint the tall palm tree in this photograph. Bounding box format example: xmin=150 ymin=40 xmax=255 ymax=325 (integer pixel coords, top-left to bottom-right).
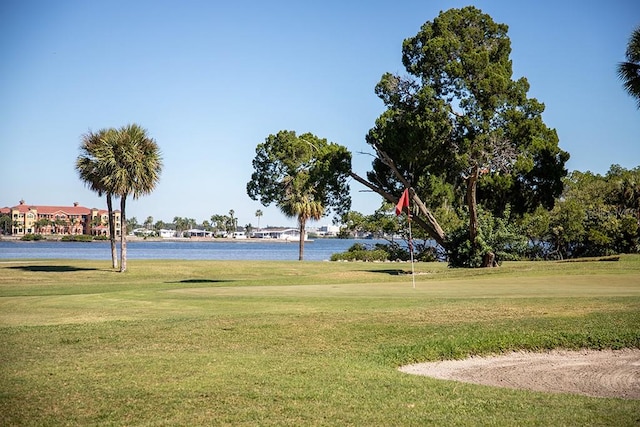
xmin=101 ymin=124 xmax=162 ymax=272
xmin=618 ymin=26 xmax=640 ymax=109
xmin=76 ymin=128 xmax=119 ymax=268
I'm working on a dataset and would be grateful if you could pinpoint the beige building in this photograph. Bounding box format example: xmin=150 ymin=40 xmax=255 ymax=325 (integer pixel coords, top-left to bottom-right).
xmin=0 ymin=200 xmax=121 ymax=237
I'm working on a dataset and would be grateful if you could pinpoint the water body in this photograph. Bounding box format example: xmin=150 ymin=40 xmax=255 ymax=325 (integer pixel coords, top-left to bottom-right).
xmin=0 ymin=239 xmax=379 ymax=262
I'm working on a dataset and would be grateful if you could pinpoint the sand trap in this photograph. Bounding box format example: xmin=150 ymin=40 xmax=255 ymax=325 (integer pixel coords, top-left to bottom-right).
xmin=399 ymin=349 xmax=640 ymax=399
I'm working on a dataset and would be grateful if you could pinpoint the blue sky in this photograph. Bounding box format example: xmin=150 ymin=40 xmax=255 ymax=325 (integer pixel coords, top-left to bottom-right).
xmin=2 ymin=0 xmax=638 ymax=228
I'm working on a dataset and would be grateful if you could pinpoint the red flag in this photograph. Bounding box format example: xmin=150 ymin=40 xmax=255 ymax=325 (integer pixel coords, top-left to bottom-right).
xmin=395 ymin=189 xmax=410 ymax=216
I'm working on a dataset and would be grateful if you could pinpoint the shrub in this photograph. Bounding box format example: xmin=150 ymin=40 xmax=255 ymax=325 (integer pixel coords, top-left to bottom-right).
xmin=20 ymin=234 xmax=44 ymax=241
xmin=330 ymin=241 xmax=439 ymax=262
xmin=447 ymin=207 xmax=528 ymax=268
xmin=61 ymin=235 xmax=94 ymax=242
xmin=330 ymin=243 xmax=388 ymax=261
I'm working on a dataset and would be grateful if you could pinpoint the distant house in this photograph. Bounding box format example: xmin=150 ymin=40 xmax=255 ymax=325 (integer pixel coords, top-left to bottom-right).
xmin=185 ymin=228 xmax=213 ymax=238
xmin=159 ymin=229 xmax=176 ymax=238
xmin=317 ymin=225 xmax=340 ymax=237
xmin=131 ymin=228 xmax=155 ymax=237
xmin=251 ymin=228 xmax=308 ymax=241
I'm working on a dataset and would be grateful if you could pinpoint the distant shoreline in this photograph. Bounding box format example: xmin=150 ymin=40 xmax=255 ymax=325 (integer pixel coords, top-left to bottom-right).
xmin=0 ymin=235 xmax=338 ymax=243
xmin=128 ymin=236 xmax=316 ymax=243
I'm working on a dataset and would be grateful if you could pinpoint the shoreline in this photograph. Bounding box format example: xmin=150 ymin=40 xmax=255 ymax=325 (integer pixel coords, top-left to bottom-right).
xmin=0 ymin=235 xmax=343 ymax=243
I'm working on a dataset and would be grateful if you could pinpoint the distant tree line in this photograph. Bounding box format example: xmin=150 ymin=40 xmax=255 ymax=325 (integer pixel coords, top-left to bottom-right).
xmin=127 ymin=210 xmax=258 ymax=238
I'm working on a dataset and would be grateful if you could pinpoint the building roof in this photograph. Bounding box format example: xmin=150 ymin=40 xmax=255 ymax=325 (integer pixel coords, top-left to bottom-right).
xmin=6 ymin=200 xmax=115 ymax=216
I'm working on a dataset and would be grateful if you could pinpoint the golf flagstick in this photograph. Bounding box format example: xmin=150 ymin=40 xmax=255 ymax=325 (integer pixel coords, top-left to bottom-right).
xmin=395 ymin=188 xmax=415 ymax=288
xmin=408 ymin=215 xmax=415 ymax=289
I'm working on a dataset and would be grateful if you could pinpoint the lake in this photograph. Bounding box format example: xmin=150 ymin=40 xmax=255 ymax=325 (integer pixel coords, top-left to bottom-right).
xmin=0 ymin=239 xmax=378 ymax=262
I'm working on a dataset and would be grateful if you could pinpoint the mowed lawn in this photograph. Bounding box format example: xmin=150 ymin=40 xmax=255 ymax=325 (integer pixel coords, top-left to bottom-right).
xmin=1 ymin=255 xmax=639 ymax=426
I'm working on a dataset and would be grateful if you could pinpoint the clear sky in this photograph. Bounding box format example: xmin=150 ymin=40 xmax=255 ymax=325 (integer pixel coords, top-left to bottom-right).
xmin=2 ymin=0 xmax=638 ymax=228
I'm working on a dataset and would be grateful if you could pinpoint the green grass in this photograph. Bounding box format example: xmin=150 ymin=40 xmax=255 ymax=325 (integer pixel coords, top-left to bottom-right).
xmin=1 ymin=256 xmax=639 ymax=425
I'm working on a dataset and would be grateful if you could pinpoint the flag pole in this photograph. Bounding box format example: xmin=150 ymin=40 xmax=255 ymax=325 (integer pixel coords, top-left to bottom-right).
xmin=408 ymin=215 xmax=416 ymax=289
xmin=395 ymin=188 xmax=415 ymax=288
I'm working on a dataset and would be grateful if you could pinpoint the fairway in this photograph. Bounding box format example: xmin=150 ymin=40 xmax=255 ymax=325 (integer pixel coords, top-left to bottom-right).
xmin=1 ymin=256 xmax=639 ymax=425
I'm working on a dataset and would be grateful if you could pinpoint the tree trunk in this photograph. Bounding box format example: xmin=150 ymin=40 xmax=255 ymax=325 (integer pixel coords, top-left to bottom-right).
xmin=482 ymin=251 xmax=497 ymax=267
xmin=408 ymin=188 xmax=447 ymax=247
xmin=467 ymin=165 xmax=498 ymax=268
xmin=466 ymin=165 xmax=480 ymax=248
xmin=119 ymin=196 xmax=127 ymax=273
xmin=298 ymin=217 xmax=305 ymax=261
xmin=107 ymin=194 xmax=118 ymax=269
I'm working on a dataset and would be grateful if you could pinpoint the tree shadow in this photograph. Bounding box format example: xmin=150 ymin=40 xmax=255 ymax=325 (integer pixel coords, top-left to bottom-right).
xmin=170 ymin=279 xmax=235 ymax=284
xmin=366 ymin=269 xmax=411 ymax=276
xmin=7 ymin=265 xmax=99 ymax=272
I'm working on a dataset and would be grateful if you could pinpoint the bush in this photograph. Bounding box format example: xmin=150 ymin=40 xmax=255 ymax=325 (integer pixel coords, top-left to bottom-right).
xmin=330 ymin=241 xmax=438 ymax=262
xmin=61 ymin=235 xmax=94 ymax=242
xmin=330 ymin=243 xmax=389 ymax=261
xmin=20 ymin=234 xmax=44 ymax=241
xmin=447 ymin=207 xmax=528 ymax=268
xmin=376 ymin=242 xmax=409 ymax=261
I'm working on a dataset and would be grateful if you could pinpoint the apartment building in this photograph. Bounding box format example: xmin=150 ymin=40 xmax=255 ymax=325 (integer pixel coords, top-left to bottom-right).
xmin=0 ymin=200 xmax=121 ymax=237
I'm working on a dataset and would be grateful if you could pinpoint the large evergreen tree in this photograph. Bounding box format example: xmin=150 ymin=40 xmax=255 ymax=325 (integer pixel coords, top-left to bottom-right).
xmin=351 ymin=6 xmax=569 ymax=266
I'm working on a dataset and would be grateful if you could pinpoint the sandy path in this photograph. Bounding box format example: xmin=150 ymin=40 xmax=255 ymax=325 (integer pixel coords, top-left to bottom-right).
xmin=399 ymin=349 xmax=640 ymax=399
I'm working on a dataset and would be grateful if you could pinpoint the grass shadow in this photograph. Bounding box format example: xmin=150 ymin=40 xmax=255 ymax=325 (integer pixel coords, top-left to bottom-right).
xmin=559 ymin=255 xmax=621 ymax=263
xmin=7 ymin=265 xmax=99 ymax=272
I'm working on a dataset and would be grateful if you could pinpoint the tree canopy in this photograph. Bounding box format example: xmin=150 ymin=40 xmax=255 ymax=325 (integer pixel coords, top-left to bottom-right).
xmin=247 ymin=130 xmax=351 ymax=260
xmin=618 ymin=25 xmax=640 ymax=109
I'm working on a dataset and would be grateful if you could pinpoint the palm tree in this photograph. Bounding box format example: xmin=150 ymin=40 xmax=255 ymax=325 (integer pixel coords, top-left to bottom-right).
xmin=618 ymin=26 xmax=640 ymax=109
xmin=279 ymin=177 xmax=324 ymax=260
xmin=228 ymin=210 xmax=236 ymax=235
xmin=144 ymin=216 xmax=154 ymax=230
xmin=255 ymin=209 xmax=263 ymax=231
xmin=617 ymin=174 xmax=640 ymax=222
xmin=173 ymin=217 xmax=187 ymax=237
xmin=101 ymin=124 xmax=163 ymax=272
xmin=90 ymin=216 xmax=103 ymax=235
xmin=280 ymin=195 xmax=323 ymax=261
xmin=76 ymin=128 xmax=119 ymax=268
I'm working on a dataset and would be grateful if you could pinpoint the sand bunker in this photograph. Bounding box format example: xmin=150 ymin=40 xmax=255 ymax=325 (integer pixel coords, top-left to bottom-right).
xmin=399 ymin=349 xmax=640 ymax=399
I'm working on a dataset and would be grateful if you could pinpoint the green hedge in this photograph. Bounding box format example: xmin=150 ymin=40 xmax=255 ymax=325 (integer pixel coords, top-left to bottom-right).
xmin=61 ymin=235 xmax=94 ymax=242
xmin=20 ymin=234 xmax=44 ymax=241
